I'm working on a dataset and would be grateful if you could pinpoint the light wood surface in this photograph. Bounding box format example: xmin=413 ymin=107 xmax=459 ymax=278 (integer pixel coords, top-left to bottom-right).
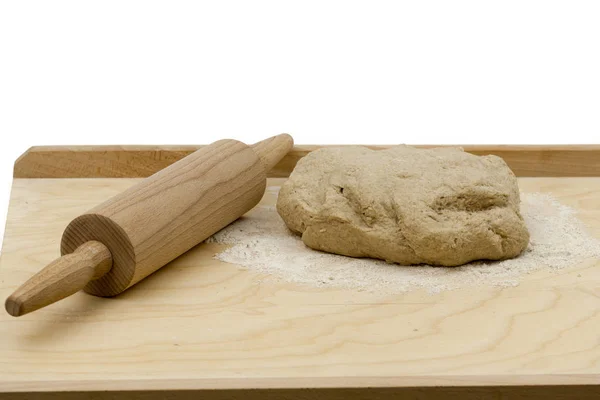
xmin=13 ymin=144 xmax=600 ymax=178
xmin=1 ymin=176 xmax=599 ymax=399
xmin=5 ymin=135 xmax=293 ymax=316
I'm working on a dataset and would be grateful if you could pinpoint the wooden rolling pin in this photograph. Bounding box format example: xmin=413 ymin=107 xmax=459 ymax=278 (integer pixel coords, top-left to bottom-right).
xmin=5 ymin=134 xmax=293 ymax=317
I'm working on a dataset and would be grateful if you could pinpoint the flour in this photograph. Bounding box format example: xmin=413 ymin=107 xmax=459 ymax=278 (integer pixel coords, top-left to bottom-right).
xmin=207 ymin=191 xmax=600 ymax=293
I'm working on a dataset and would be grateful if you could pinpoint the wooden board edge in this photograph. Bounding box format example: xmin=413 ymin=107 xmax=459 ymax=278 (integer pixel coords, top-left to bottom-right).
xmin=0 ymin=386 xmax=598 ymax=400
xmin=2 ymin=374 xmax=599 ymax=391
xmin=0 ymin=387 xmax=599 ymax=400
xmin=13 ymin=145 xmax=600 ymax=179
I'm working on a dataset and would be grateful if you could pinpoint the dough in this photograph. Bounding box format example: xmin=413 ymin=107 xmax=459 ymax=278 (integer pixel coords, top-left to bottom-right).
xmin=276 ymin=145 xmax=529 ymax=266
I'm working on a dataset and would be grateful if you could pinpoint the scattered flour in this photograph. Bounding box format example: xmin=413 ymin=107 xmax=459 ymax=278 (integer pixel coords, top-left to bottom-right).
xmin=207 ymin=191 xmax=600 ymax=293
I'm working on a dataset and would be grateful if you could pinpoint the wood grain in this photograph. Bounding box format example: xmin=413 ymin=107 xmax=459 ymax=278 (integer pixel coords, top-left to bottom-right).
xmin=6 ymin=135 xmax=292 ymax=316
xmin=1 ymin=177 xmax=599 ymax=399
xmin=13 ymin=144 xmax=600 ymax=178
xmin=61 ymin=138 xmax=270 ymax=297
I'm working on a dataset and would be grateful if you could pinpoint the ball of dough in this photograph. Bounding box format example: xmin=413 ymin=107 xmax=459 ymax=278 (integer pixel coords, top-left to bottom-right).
xmin=276 ymin=145 xmax=529 ymax=266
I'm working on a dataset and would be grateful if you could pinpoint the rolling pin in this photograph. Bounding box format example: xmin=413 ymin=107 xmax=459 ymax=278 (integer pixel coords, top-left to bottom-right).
xmin=5 ymin=134 xmax=293 ymax=317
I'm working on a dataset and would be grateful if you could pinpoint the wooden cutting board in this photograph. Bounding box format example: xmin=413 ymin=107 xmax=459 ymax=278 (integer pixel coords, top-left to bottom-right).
xmin=1 ymin=145 xmax=600 ymax=399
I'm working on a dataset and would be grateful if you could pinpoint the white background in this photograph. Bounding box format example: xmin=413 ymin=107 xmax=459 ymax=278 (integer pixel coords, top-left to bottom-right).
xmin=1 ymin=1 xmax=599 ymax=250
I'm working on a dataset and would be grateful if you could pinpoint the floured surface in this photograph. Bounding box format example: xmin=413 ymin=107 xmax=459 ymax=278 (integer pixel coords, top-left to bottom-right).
xmin=1 ymin=177 xmax=600 ymax=390
xmin=210 ymin=190 xmax=600 ymax=293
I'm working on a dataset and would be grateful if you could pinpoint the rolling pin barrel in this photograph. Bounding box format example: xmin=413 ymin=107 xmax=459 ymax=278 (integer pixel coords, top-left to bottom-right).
xmin=6 ymin=134 xmax=293 ymax=316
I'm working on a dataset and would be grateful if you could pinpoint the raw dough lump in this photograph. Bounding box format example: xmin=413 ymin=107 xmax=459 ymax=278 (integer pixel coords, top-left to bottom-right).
xmin=276 ymin=146 xmax=530 ymax=266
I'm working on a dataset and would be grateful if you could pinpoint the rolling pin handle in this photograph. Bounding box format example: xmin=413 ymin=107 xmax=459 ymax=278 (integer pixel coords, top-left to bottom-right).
xmin=251 ymin=133 xmax=294 ymax=172
xmin=5 ymin=241 xmax=113 ymax=317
